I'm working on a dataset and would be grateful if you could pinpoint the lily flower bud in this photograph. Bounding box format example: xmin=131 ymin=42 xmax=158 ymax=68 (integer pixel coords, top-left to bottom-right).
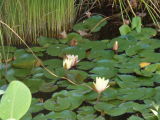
xmin=113 ymin=41 xmax=118 ymax=51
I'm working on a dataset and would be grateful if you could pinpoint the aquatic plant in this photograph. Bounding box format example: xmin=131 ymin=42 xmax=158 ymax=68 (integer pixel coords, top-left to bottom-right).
xmin=0 ymin=0 xmax=75 ymax=45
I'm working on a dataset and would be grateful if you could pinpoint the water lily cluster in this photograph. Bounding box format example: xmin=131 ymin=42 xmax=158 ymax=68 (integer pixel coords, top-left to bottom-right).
xmin=63 ymin=55 xmax=110 ymax=94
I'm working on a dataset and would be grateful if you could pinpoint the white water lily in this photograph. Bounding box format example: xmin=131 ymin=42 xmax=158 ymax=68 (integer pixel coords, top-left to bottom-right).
xmin=63 ymin=58 xmax=73 ymax=69
xmin=93 ymin=77 xmax=109 ymax=94
xmin=93 ymin=77 xmax=110 ymax=94
xmin=63 ymin=54 xmax=79 ymax=69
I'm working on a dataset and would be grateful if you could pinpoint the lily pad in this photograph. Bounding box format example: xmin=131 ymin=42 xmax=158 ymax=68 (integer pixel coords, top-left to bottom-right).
xmin=13 ymin=54 xmax=36 ymax=69
xmin=73 ymin=15 xmax=107 ymax=32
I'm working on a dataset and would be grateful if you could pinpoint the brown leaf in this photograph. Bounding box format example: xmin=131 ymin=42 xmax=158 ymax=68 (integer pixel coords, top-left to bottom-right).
xmin=59 ymin=30 xmax=67 ymax=39
xmin=85 ymin=11 xmax=92 ymax=18
xmin=130 ymin=0 xmax=137 ymax=8
xmin=70 ymin=39 xmax=78 ymax=46
xmin=137 ymin=12 xmax=146 ymax=17
xmin=77 ymin=30 xmax=92 ymax=37
xmin=124 ymin=19 xmax=130 ymax=25
xmin=86 ymin=49 xmax=91 ymax=56
xmin=35 ymin=59 xmax=43 ymax=67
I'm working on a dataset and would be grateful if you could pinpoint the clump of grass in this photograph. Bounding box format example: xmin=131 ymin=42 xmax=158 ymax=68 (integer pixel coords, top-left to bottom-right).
xmin=78 ymin=0 xmax=160 ymax=28
xmin=116 ymin=0 xmax=160 ymax=27
xmin=0 ymin=0 xmax=75 ymax=45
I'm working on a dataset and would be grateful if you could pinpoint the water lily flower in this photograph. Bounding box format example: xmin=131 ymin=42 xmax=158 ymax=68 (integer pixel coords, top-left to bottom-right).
xmin=63 ymin=54 xmax=79 ymax=69
xmin=63 ymin=58 xmax=73 ymax=70
xmin=93 ymin=77 xmax=110 ymax=94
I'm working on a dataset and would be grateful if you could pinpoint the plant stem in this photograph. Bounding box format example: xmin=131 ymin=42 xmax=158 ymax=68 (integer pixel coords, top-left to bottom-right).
xmin=96 ymin=93 xmax=101 ymax=103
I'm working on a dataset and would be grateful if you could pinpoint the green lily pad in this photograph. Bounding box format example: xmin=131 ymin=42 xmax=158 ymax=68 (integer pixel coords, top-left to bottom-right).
xmin=44 ymin=59 xmax=63 ymax=68
xmin=44 ymin=90 xmax=84 ymax=111
xmin=38 ymin=36 xmax=59 ymax=47
xmin=94 ymin=102 xmax=127 ymax=116
xmin=13 ymin=54 xmax=36 ymax=69
xmin=77 ymin=61 xmax=95 ymax=70
xmin=117 ymin=88 xmax=155 ymax=100
xmin=29 ymin=98 xmax=44 ymax=113
xmin=128 ymin=115 xmax=144 ymax=120
xmin=116 ymin=75 xmax=153 ymax=88
xmin=131 ymin=16 xmax=142 ymax=33
xmin=45 ymin=110 xmax=77 ymax=120
xmin=39 ymin=82 xmax=58 ymax=93
xmin=90 ymin=67 xmax=117 ymax=78
xmin=24 ymin=78 xmax=44 ymax=93
xmin=73 ymin=15 xmax=107 ymax=32
xmin=119 ymin=24 xmax=131 ymax=35
xmin=129 ymin=28 xmax=157 ymax=40
xmin=88 ymin=50 xmax=114 ymax=60
xmin=66 ymin=70 xmax=88 ymax=84
xmin=47 ymin=44 xmax=68 ymax=57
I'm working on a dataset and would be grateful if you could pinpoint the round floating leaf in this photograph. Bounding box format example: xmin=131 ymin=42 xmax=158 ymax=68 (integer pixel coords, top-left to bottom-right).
xmin=73 ymin=15 xmax=107 ymax=32
xmin=37 ymin=37 xmax=59 ymax=47
xmin=39 ymin=82 xmax=58 ymax=93
xmin=32 ymin=113 xmax=45 ymax=120
xmin=88 ymin=50 xmax=114 ymax=60
xmin=44 ymin=59 xmax=63 ymax=69
xmin=66 ymin=70 xmax=88 ymax=84
xmin=119 ymin=24 xmax=131 ymax=35
xmin=5 ymin=69 xmax=17 ymax=82
xmin=79 ymin=41 xmax=107 ymax=50
xmin=117 ymin=88 xmax=155 ymax=100
xmin=77 ymin=114 xmax=97 ymax=120
xmin=14 ymin=68 xmax=32 ymax=78
xmin=101 ymin=88 xmax=118 ymax=101
xmin=108 ymin=36 xmax=137 ymax=52
xmin=94 ymin=102 xmax=127 ymax=116
xmin=45 ymin=110 xmax=76 ymax=120
xmin=46 ymin=44 xmax=68 ymax=57
xmin=21 ymin=112 xmax=32 ymax=120
xmin=96 ymin=59 xmax=117 ymax=68
xmin=77 ymin=61 xmax=95 ymax=70
xmin=131 ymin=16 xmax=142 ymax=33
xmin=14 ymin=49 xmax=26 ymax=57
xmin=63 ymin=33 xmax=84 ymax=43
xmin=116 ymin=75 xmax=153 ymax=88
xmin=28 ymin=98 xmax=44 ymax=113
xmin=26 ymin=47 xmax=46 ymax=53
xmin=90 ymin=67 xmax=117 ymax=78
xmin=128 ymin=115 xmax=144 ymax=120
xmin=129 ymin=28 xmax=157 ymax=40
xmin=77 ymin=106 xmax=95 ymax=115
xmin=24 ymin=78 xmax=44 ymax=93
xmin=0 ymin=81 xmax=32 ymax=120
xmin=44 ymin=90 xmax=84 ymax=112
xmin=13 ymin=54 xmax=36 ymax=69
xmin=126 ymin=43 xmax=149 ymax=56
xmin=62 ymin=46 xmax=86 ymax=59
